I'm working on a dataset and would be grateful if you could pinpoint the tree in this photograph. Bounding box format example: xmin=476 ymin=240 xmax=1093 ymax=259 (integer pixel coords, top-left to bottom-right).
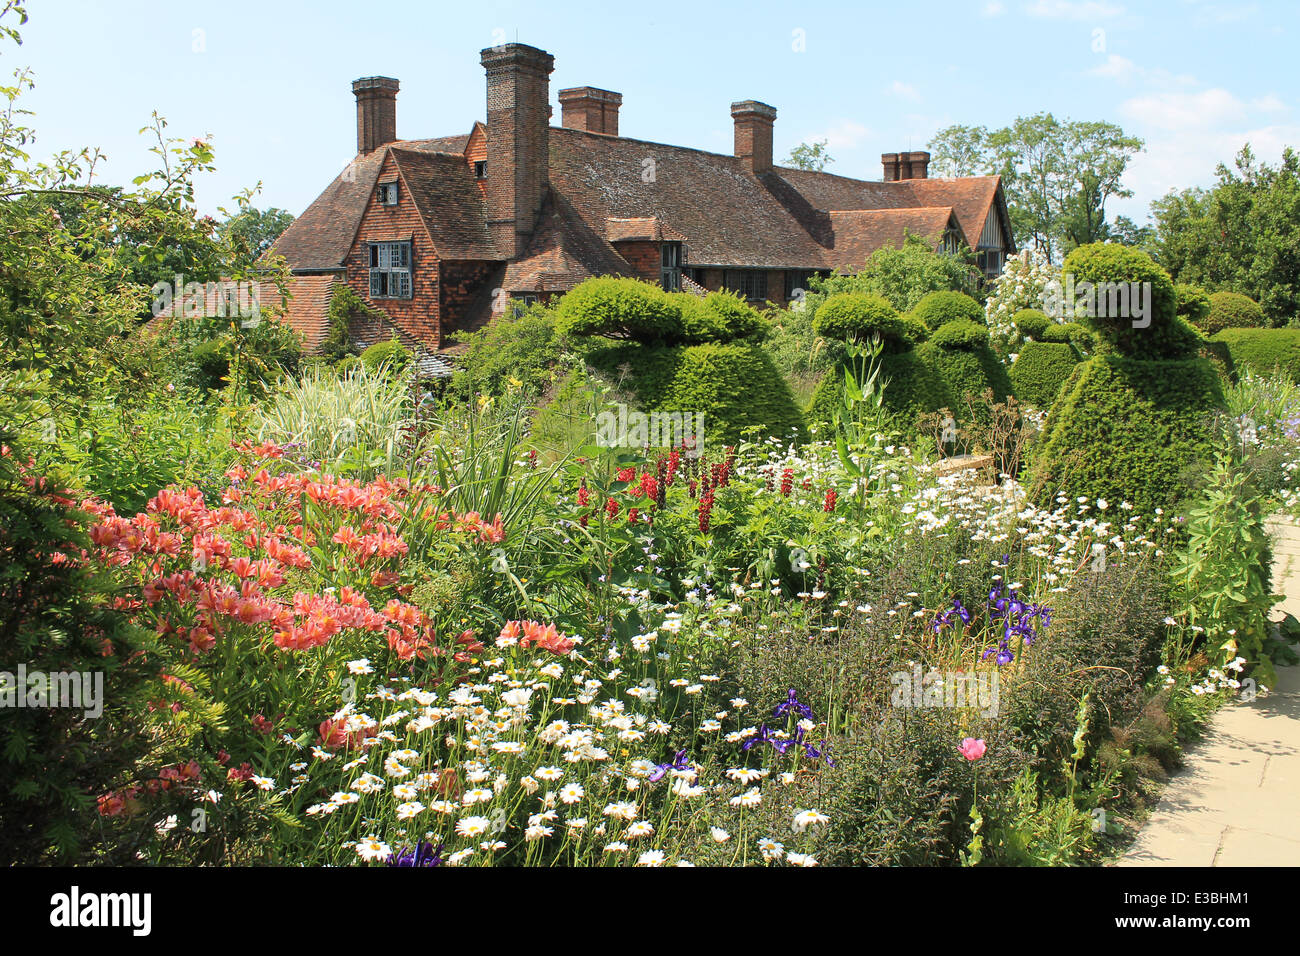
xmin=218 ymin=205 xmax=294 ymax=259
xmin=807 ymin=233 xmax=980 ymax=314
xmin=784 ymin=139 xmax=834 ymax=172
xmin=928 ymin=114 xmax=1143 ymax=261
xmin=1151 ymin=145 xmax=1300 ymax=325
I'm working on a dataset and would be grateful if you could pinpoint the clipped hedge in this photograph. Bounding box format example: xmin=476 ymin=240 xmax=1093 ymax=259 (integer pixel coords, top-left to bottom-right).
xmin=1031 ymin=354 xmax=1224 ymax=512
xmin=1009 ymin=341 xmax=1081 ymax=408
xmin=1014 ymin=308 xmax=1052 ymax=341
xmin=911 ymin=290 xmax=984 ymax=331
xmin=1203 ymin=291 xmax=1266 ymax=336
xmin=555 ymin=277 xmax=768 ymax=346
xmin=917 ymin=337 xmax=1013 ymax=408
xmin=1175 ymin=284 xmax=1211 ymax=329
xmin=1040 ymin=321 xmax=1093 ymax=350
xmin=1211 ymin=328 xmax=1300 ymax=383
xmin=806 ymin=348 xmax=946 ymax=433
xmin=929 ymin=318 xmax=990 ymax=351
xmin=813 ymin=292 xmax=924 ymax=352
xmin=1059 ymin=243 xmax=1198 ymax=360
xmin=589 ymin=341 xmax=805 ymax=446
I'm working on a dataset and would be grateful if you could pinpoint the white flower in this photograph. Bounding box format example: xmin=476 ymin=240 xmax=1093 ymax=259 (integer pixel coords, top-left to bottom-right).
xmin=792 ymin=809 xmax=829 ymax=833
xmin=625 ymin=820 xmax=655 ymax=839
xmin=355 ymin=839 xmax=391 ymax=862
xmin=558 ymin=783 xmax=585 ymax=804
xmin=636 ymin=849 xmax=666 ymax=866
xmin=710 ymin=827 xmax=731 ymax=843
xmin=455 ymin=816 xmax=491 ymax=837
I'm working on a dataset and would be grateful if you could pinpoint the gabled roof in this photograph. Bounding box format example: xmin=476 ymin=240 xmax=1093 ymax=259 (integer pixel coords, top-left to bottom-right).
xmin=824 ymin=207 xmax=960 ymax=267
xmin=270 ymin=136 xmax=478 ymax=271
xmin=271 ymin=125 xmax=1012 ymax=281
xmin=390 ymin=148 xmax=497 ymax=259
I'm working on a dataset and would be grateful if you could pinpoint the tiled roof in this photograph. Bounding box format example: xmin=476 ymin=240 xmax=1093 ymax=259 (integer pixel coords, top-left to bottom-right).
xmin=272 ymin=127 xmax=1010 ymax=284
xmin=275 ymin=274 xmax=339 ymax=352
xmin=390 ymin=148 xmax=497 ymax=260
xmin=824 ymin=207 xmax=959 ymax=268
xmin=502 ymin=191 xmax=636 ymax=292
xmin=270 ymin=137 xmax=476 ymax=271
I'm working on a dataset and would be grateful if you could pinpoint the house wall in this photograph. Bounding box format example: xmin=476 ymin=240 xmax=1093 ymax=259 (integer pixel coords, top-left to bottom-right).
xmin=612 ymin=241 xmax=660 ymax=283
xmin=345 ymin=151 xmax=441 ymax=349
xmin=440 ymin=260 xmax=500 ymax=340
xmin=693 ymin=267 xmax=789 ymax=307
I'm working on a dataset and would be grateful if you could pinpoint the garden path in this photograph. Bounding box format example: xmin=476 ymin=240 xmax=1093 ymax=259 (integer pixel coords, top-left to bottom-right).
xmin=1118 ymin=517 xmax=1300 ymax=867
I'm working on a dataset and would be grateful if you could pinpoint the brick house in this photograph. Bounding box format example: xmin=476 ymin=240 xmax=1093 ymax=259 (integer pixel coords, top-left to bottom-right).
xmin=268 ymin=43 xmax=1015 ymax=368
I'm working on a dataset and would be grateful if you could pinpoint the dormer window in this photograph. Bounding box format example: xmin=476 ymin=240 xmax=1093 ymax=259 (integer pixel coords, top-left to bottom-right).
xmin=377 ymin=181 xmax=399 ymax=206
xmin=368 ymin=241 xmax=412 ymax=299
xmin=474 ymin=161 xmax=487 ymax=180
xmin=660 ymin=242 xmax=683 ymax=292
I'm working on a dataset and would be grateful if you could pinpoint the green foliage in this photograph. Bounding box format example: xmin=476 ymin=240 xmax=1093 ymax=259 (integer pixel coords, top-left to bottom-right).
xmin=319 ymin=283 xmax=382 ymax=364
xmin=217 ymin=206 xmax=294 ymax=260
xmin=807 ymin=234 xmax=980 ymax=314
xmin=1151 ymin=146 xmax=1300 ymax=325
xmin=1203 ymin=290 xmax=1266 ymax=335
xmin=447 ymin=302 xmax=562 ymax=400
xmin=554 ymin=277 xmax=683 ymax=344
xmin=589 ymin=341 xmax=805 ymax=446
xmin=1211 ymin=328 xmax=1300 ymax=384
xmin=784 ymin=139 xmax=834 ymax=172
xmin=1040 ymin=321 xmax=1093 ymax=349
xmin=1175 ymin=283 xmax=1212 ymax=328
xmin=1059 ymin=242 xmax=1199 ymax=360
xmin=930 ymin=113 xmax=1143 ymax=259
xmin=917 ymin=338 xmax=1014 ymax=411
xmin=812 ymin=293 xmax=924 ymax=352
xmin=1009 ymin=341 xmax=1081 ymax=408
xmin=699 ymin=290 xmax=767 ymax=342
xmin=928 ymin=318 xmax=990 ymax=351
xmin=1014 ymin=308 xmax=1052 ymax=341
xmin=807 ymin=348 xmax=945 ymax=434
xmin=1172 ymin=456 xmax=1281 ymax=686
xmin=1031 ymin=353 xmax=1225 ymax=511
xmin=359 ymin=336 xmax=411 ymax=374
xmin=912 ymin=291 xmax=984 ymax=331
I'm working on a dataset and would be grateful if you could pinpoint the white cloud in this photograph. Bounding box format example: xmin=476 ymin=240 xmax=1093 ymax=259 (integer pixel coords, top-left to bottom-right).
xmin=981 ymin=1 xmax=1007 ymax=16
xmin=888 ymin=80 xmax=921 ymax=102
xmin=1023 ymin=0 xmax=1124 ymax=19
xmin=1120 ymin=87 xmax=1252 ymax=131
xmin=1088 ymin=54 xmax=1138 ymax=82
xmin=815 ymin=119 xmax=872 ymax=151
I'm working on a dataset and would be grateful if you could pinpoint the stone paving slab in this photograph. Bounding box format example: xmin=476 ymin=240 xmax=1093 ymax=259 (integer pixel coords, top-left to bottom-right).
xmin=1120 ymin=516 xmax=1300 ymax=867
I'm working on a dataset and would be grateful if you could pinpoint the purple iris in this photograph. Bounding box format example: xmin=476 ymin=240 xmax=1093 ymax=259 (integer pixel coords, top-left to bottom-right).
xmin=774 ymin=688 xmax=814 ymax=721
xmin=387 ymin=842 xmax=444 ymax=867
xmin=933 ymin=599 xmax=972 ymax=633
xmin=648 ymin=748 xmax=691 ymax=782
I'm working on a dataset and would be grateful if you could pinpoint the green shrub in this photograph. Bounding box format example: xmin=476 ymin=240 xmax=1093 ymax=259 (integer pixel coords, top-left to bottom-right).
xmin=1040 ymin=321 xmax=1093 ymax=350
xmin=360 ymin=336 xmax=411 ymax=374
xmin=554 ymin=276 xmax=682 ymax=343
xmin=589 ymin=341 xmax=805 ymax=446
xmin=917 ymin=338 xmax=1014 ymax=409
xmin=701 ymin=290 xmax=767 ymax=342
xmin=187 ymin=338 xmax=231 ymax=392
xmin=1176 ymin=284 xmax=1212 ymax=329
xmin=813 ymin=293 xmax=923 ymax=352
xmin=1030 ymin=353 xmax=1225 ymax=511
xmin=447 ymin=303 xmax=560 ymax=399
xmin=1203 ymin=291 xmax=1267 ymax=335
xmin=1014 ymin=308 xmax=1052 ymax=341
xmin=911 ymin=290 xmax=984 ymax=331
xmin=1211 ymin=327 xmax=1300 ymax=383
xmin=1009 ymin=341 xmax=1081 ymax=409
xmin=1059 ymin=243 xmax=1197 ymax=360
xmin=806 ymin=348 xmax=945 ymax=433
xmin=928 ymin=318 xmax=989 ymax=351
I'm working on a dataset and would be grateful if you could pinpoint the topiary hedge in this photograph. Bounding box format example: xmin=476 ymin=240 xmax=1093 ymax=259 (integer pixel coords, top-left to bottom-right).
xmin=1040 ymin=321 xmax=1093 ymax=350
xmin=588 ymin=341 xmax=805 ymax=446
xmin=1059 ymin=243 xmax=1198 ymax=360
xmin=1009 ymin=341 xmax=1081 ymax=408
xmin=555 ymin=276 xmax=769 ymax=346
xmin=1030 ymin=354 xmax=1224 ymax=512
xmin=928 ymin=318 xmax=990 ymax=351
xmin=1211 ymin=327 xmax=1300 ymax=383
xmin=1014 ymin=308 xmax=1052 ymax=341
xmin=911 ymin=290 xmax=984 ymax=331
xmin=1202 ymin=291 xmax=1267 ymax=336
xmin=805 ymin=348 xmax=946 ymax=434
xmin=812 ymin=292 xmax=925 ymax=352
xmin=916 ymin=337 xmax=1013 ymax=409
xmin=1175 ymin=284 xmax=1211 ymax=329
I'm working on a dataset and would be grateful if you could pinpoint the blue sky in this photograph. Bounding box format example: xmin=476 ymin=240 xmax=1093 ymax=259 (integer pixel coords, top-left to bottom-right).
xmin=13 ymin=0 xmax=1299 ymax=225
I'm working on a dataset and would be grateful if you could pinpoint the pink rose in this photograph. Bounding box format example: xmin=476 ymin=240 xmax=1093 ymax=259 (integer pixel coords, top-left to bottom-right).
xmin=959 ymin=737 xmax=987 ymax=761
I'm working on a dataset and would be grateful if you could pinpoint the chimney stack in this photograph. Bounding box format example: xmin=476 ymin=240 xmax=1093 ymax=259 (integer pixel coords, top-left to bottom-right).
xmin=481 ymin=43 xmax=555 ymax=259
xmin=352 ymin=76 xmax=399 ymax=155
xmin=558 ymin=87 xmax=622 ymax=135
xmin=731 ymin=100 xmax=777 ymax=175
xmin=885 ymin=150 xmax=930 ymax=181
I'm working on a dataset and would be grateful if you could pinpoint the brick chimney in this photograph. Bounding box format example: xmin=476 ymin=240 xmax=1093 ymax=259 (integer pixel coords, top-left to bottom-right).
xmin=882 ymin=152 xmax=901 ymax=182
xmin=352 ymin=76 xmax=399 ymax=155
xmin=481 ymin=43 xmax=555 ymax=260
xmin=889 ymin=150 xmax=931 ymax=181
xmin=731 ymin=100 xmax=777 ymax=175
xmin=558 ymin=87 xmax=622 ymax=135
